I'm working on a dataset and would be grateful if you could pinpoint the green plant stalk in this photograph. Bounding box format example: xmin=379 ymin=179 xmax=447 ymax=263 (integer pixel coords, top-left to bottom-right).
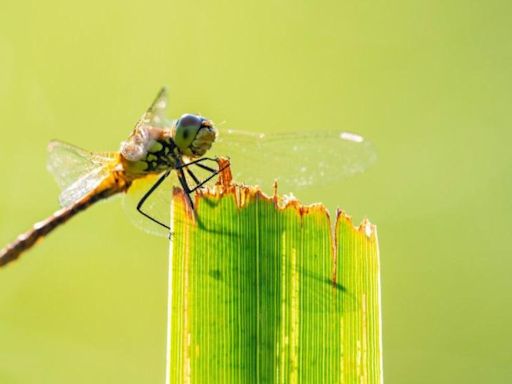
xmin=166 ymin=181 xmax=382 ymax=383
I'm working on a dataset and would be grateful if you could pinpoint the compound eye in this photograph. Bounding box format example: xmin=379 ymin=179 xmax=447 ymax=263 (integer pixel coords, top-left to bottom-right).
xmin=177 ymin=114 xmax=202 ymax=130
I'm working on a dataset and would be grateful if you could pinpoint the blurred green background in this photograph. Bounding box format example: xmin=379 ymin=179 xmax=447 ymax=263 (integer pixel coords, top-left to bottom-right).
xmin=0 ymin=0 xmax=510 ymax=383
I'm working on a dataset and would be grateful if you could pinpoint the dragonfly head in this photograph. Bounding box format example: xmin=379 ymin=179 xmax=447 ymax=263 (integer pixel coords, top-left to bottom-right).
xmin=173 ymin=114 xmax=217 ymax=157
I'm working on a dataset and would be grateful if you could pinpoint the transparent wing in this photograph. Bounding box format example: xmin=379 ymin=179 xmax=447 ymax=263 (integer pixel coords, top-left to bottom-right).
xmin=178 ymin=201 xmax=359 ymax=314
xmin=123 ymin=162 xmax=220 ymax=237
xmin=123 ymin=173 xmax=177 ymax=237
xmin=210 ymin=129 xmax=376 ymax=193
xmin=127 ymin=172 xmax=358 ymax=312
xmin=121 ymin=87 xmax=174 ymax=161
xmin=186 ymin=264 xmax=357 ymax=314
xmin=47 ymin=140 xmax=115 ymax=207
xmin=137 ymin=86 xmax=171 ymax=128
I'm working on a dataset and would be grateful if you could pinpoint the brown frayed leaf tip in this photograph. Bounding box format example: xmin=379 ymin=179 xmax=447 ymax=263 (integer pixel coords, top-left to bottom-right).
xmin=215 ymin=157 xmax=233 ymax=187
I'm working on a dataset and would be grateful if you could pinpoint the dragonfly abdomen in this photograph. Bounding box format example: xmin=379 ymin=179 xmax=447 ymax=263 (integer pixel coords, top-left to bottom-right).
xmin=0 ymin=175 xmax=129 ymax=268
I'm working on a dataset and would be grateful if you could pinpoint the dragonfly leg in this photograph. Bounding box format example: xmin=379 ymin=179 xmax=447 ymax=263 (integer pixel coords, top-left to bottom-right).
xmin=177 ymin=168 xmax=195 ymax=212
xmin=175 ymin=157 xmax=220 ymax=170
xmin=176 ymin=159 xmax=230 ymax=216
xmin=136 ymin=159 xmax=230 ymax=233
xmin=191 ymin=162 xmax=217 ymax=173
xmin=181 ymin=159 xmax=231 ymax=193
xmin=136 ymin=170 xmax=172 ymax=231
xmin=185 ymin=167 xmax=201 ymax=185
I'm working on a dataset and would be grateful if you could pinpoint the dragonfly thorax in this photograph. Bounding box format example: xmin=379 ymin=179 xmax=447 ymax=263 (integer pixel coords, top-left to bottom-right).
xmin=120 ymin=114 xmax=217 ymax=179
xmin=122 ymin=136 xmax=179 ymax=178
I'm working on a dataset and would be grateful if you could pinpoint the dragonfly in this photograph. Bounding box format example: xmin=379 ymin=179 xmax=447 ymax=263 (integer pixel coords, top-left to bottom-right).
xmin=0 ymin=87 xmax=376 ymax=268
xmin=0 ymin=88 xmax=228 ymax=267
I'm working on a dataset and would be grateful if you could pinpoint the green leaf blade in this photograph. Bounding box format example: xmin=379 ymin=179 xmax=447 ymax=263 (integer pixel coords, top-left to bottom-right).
xmin=167 ymin=183 xmax=382 ymax=384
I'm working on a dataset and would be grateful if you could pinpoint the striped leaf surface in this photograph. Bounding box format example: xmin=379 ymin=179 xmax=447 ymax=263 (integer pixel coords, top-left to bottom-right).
xmin=166 ymin=179 xmax=381 ymax=384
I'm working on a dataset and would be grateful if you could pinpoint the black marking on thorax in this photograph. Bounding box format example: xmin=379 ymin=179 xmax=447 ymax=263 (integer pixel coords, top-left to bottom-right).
xmin=144 ymin=137 xmax=180 ymax=172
